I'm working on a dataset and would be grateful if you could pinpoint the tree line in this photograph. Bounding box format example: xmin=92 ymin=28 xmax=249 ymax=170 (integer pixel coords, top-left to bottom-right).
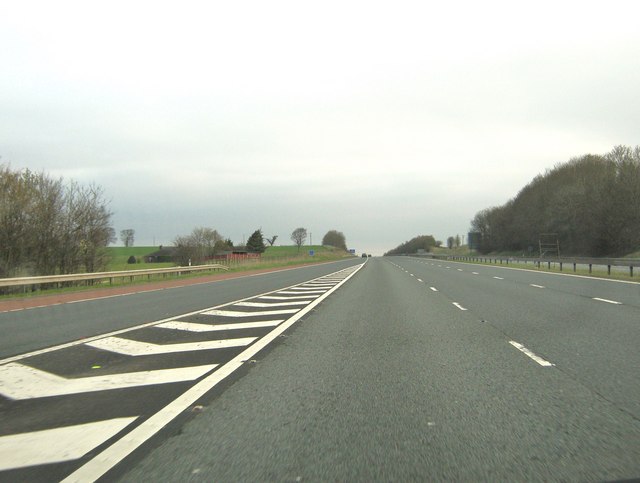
xmin=172 ymin=226 xmax=349 ymax=265
xmin=0 ymin=165 xmax=115 ymax=278
xmin=470 ymin=145 xmax=640 ymax=256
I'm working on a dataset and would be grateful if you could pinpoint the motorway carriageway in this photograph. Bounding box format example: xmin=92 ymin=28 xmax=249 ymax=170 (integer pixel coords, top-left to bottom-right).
xmin=0 ymin=256 xmax=639 ymax=481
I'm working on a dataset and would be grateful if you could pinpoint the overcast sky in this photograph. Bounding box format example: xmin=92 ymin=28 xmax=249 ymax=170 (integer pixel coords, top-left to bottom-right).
xmin=1 ymin=1 xmax=639 ymax=255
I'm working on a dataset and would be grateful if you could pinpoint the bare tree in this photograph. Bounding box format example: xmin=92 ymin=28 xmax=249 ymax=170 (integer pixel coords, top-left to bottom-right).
xmin=174 ymin=227 xmax=224 ymax=265
xmin=290 ymin=227 xmax=307 ymax=252
xmin=120 ymin=229 xmax=135 ymax=247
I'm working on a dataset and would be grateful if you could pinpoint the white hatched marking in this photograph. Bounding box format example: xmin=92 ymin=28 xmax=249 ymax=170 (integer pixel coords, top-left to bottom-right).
xmin=276 ymin=290 xmax=326 ymax=295
xmin=287 ymin=287 xmax=331 ymax=291
xmin=157 ymin=320 xmax=283 ymax=332
xmin=62 ymin=262 xmax=366 ymax=483
xmin=202 ymin=308 xmax=300 ymax=317
xmin=0 ymin=418 xmax=137 ymax=471
xmin=509 ymin=341 xmax=555 ymax=367
xmin=235 ymin=300 xmax=311 ymax=308
xmin=593 ymin=297 xmax=622 ymax=305
xmin=259 ymin=295 xmax=320 ymax=300
xmin=86 ymin=336 xmax=256 ymax=355
xmin=0 ymin=363 xmax=217 ymax=400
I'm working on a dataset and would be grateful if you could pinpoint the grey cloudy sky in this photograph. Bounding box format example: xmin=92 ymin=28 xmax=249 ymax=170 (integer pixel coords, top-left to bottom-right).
xmin=2 ymin=1 xmax=639 ymax=255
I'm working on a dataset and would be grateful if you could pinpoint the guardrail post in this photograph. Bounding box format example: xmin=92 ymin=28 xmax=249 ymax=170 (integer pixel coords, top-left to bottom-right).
xmin=607 ymin=265 xmax=611 ymax=275
xmin=631 ymin=266 xmax=634 ymax=278
xmin=573 ymin=263 xmax=576 ymax=272
xmin=547 ymin=261 xmax=551 ymax=270
xmin=589 ymin=264 xmax=592 ymax=274
xmin=559 ymin=262 xmax=563 ymax=271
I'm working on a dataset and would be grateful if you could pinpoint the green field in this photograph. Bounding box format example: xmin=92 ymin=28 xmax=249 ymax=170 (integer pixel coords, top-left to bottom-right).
xmin=106 ymin=246 xmax=173 ymax=271
xmin=106 ymin=245 xmax=352 ymax=272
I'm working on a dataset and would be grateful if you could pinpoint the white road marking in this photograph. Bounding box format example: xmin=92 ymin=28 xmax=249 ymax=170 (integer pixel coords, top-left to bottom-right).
xmin=86 ymin=336 xmax=256 ymax=356
xmin=62 ymin=262 xmax=365 ymax=483
xmin=472 ymin=272 xmax=479 ymax=275
xmin=202 ymin=308 xmax=300 ymax=317
xmin=156 ymin=320 xmax=283 ymax=332
xmin=289 ymin=286 xmax=332 ymax=291
xmin=410 ymin=274 xmax=415 ymax=277
xmin=0 ymin=418 xmax=138 ymax=471
xmin=509 ymin=341 xmax=555 ymax=367
xmin=593 ymin=297 xmax=622 ymax=305
xmin=276 ymin=290 xmax=326 ymax=295
xmin=530 ymin=284 xmax=545 ymax=289
xmin=429 ymin=287 xmax=438 ymax=292
xmin=457 ymin=269 xmax=463 ymax=272
xmin=493 ymin=276 xmax=504 ymax=280
xmin=0 ymin=363 xmax=217 ymax=400
xmin=417 ymin=278 xmax=423 ymax=282
xmin=259 ymin=295 xmax=320 ymax=300
xmin=452 ymin=303 xmax=468 ymax=311
xmin=234 ymin=300 xmax=311 ymax=308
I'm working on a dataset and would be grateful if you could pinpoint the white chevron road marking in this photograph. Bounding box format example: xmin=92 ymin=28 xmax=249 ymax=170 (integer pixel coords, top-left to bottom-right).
xmin=202 ymin=308 xmax=300 ymax=317
xmin=276 ymin=290 xmax=326 ymax=295
xmin=259 ymin=295 xmax=320 ymax=300
xmin=234 ymin=300 xmax=311 ymax=308
xmin=0 ymin=362 xmax=218 ymax=400
xmin=0 ymin=417 xmax=138 ymax=471
xmin=157 ymin=320 xmax=283 ymax=332
xmin=86 ymin=336 xmax=256 ymax=355
xmin=287 ymin=286 xmax=331 ymax=291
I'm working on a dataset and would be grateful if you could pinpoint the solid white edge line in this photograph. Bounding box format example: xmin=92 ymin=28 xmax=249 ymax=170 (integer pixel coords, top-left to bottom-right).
xmin=0 ymin=261 xmax=363 ymax=365
xmin=61 ymin=262 xmax=366 ymax=483
xmin=509 ymin=341 xmax=555 ymax=367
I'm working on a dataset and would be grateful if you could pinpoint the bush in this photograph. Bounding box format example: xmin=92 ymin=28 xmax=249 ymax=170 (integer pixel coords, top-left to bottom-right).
xmin=127 ymin=255 xmax=137 ymax=264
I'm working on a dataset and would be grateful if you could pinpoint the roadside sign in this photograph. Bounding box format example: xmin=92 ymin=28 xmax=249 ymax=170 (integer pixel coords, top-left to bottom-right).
xmin=309 ymin=250 xmax=315 ymax=256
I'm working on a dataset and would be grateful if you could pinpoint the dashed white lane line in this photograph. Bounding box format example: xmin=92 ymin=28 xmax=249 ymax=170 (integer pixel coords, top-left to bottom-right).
xmin=593 ymin=297 xmax=622 ymax=305
xmin=457 ymin=269 xmax=463 ymax=272
xmin=493 ymin=276 xmax=504 ymax=280
xmin=417 ymin=278 xmax=423 ymax=283
xmin=509 ymin=341 xmax=555 ymax=367
xmin=472 ymin=272 xmax=479 ymax=275
xmin=530 ymin=284 xmax=545 ymax=289
xmin=452 ymin=302 xmax=468 ymax=311
xmin=429 ymin=287 xmax=438 ymax=292
xmin=0 ymin=417 xmax=138 ymax=471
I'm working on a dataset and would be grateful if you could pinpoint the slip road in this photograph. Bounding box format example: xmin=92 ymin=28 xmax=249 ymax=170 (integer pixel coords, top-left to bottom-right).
xmin=1 ymin=257 xmax=639 ymax=481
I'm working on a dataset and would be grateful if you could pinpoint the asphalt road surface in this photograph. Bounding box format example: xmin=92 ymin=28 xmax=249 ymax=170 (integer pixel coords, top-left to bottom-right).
xmin=1 ymin=257 xmax=639 ymax=481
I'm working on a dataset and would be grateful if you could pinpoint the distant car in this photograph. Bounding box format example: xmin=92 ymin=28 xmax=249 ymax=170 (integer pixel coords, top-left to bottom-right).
xmin=362 ymin=253 xmax=367 ymax=258
xmin=367 ymin=254 xmax=372 ymax=257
